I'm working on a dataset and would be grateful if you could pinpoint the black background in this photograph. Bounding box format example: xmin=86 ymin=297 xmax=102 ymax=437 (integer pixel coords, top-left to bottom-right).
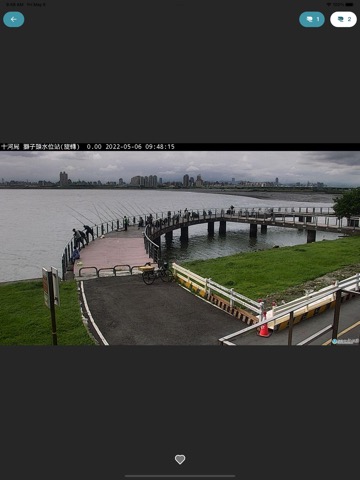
xmin=1 ymin=0 xmax=359 ymax=143
xmin=1 ymin=1 xmax=359 ymax=477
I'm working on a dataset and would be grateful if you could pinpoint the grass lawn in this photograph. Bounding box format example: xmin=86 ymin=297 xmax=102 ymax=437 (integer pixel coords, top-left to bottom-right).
xmin=0 ymin=279 xmax=96 ymax=346
xmin=180 ymin=235 xmax=360 ymax=304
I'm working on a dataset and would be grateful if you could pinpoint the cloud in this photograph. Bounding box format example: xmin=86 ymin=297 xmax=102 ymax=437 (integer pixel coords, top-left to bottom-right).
xmin=99 ymin=164 xmax=119 ymax=172
xmin=302 ymin=151 xmax=360 ymax=167
xmin=1 ymin=150 xmax=359 ymax=186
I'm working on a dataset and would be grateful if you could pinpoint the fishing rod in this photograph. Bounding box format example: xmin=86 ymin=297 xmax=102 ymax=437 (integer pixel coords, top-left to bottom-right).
xmin=115 ymin=201 xmax=139 ymax=225
xmin=101 ymin=202 xmax=126 ymax=227
xmin=110 ymin=201 xmax=137 ymax=228
xmin=101 ymin=202 xmax=119 ymax=220
xmin=92 ymin=203 xmax=105 ymax=224
xmin=97 ymin=203 xmax=116 ymax=223
xmin=121 ymin=202 xmax=139 ymax=221
xmin=112 ymin=203 xmax=128 ymax=220
xmin=93 ymin=202 xmax=119 ymax=235
xmin=146 ymin=204 xmax=160 ymax=220
xmin=69 ymin=212 xmax=84 ymax=226
xmin=66 ymin=204 xmax=97 ymax=226
xmin=131 ymin=200 xmax=144 ymax=215
xmin=129 ymin=201 xmax=146 ymax=220
xmin=114 ymin=201 xmax=130 ymax=220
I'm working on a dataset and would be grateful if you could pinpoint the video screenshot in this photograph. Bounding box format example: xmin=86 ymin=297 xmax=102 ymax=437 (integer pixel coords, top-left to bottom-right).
xmin=1 ymin=146 xmax=359 ymax=347
xmin=1 ymin=1 xmax=359 ymax=478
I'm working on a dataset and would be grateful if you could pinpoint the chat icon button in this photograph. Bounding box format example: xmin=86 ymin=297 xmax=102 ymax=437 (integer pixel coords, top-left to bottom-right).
xmin=330 ymin=11 xmax=357 ymax=27
xmin=299 ymin=11 xmax=325 ymax=27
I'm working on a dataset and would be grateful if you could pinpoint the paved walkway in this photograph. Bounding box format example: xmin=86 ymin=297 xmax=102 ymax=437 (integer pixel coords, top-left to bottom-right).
xmin=72 ymin=225 xmax=360 ymax=346
xmin=79 ymin=274 xmax=360 ymax=346
xmin=80 ymin=275 xmax=256 ymax=345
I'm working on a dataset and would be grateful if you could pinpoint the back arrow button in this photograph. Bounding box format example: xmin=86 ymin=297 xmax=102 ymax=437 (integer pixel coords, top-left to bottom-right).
xmin=3 ymin=11 xmax=25 ymax=28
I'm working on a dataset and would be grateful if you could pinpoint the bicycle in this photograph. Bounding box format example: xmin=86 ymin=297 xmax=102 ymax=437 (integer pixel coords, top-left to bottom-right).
xmin=140 ymin=262 xmax=174 ymax=285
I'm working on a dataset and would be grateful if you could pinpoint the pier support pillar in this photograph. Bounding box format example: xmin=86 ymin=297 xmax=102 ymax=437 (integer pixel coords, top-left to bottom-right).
xmin=208 ymin=222 xmax=215 ymax=235
xmin=307 ymin=230 xmax=316 ymax=243
xmin=219 ymin=220 xmax=226 ymax=235
xmin=165 ymin=231 xmax=173 ymax=242
xmin=260 ymin=224 xmax=267 ymax=234
xmin=180 ymin=226 xmax=188 ymax=240
xmin=250 ymin=223 xmax=258 ymax=238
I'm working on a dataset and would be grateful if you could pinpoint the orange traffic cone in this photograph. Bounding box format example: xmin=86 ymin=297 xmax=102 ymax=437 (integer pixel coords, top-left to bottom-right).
xmin=257 ymin=311 xmax=271 ymax=337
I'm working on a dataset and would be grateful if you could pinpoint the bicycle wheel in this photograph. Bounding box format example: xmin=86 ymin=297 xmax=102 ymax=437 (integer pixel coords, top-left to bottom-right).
xmin=160 ymin=269 xmax=174 ymax=282
xmin=142 ymin=271 xmax=156 ymax=285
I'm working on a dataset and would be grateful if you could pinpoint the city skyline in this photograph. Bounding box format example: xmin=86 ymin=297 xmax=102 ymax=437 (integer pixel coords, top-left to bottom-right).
xmin=1 ymin=150 xmax=360 ymax=186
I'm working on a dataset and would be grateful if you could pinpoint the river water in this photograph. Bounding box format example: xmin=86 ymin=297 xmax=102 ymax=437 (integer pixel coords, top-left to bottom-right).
xmin=0 ymin=188 xmax=340 ymax=282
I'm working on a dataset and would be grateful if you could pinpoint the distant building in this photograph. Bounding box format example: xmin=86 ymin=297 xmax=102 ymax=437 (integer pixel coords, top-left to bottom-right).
xmin=130 ymin=174 xmax=158 ymax=188
xmin=195 ymin=174 xmax=203 ymax=187
xmin=59 ymin=171 xmax=68 ymax=186
xmin=183 ymin=174 xmax=189 ymax=187
xmin=149 ymin=175 xmax=157 ymax=188
xmin=130 ymin=175 xmax=141 ymax=186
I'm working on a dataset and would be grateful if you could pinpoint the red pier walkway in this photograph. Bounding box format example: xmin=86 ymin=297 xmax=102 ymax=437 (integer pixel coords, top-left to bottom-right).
xmin=71 ymin=226 xmax=152 ymax=279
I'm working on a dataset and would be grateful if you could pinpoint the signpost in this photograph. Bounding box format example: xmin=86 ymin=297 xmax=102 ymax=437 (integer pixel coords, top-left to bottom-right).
xmin=42 ymin=266 xmax=60 ymax=345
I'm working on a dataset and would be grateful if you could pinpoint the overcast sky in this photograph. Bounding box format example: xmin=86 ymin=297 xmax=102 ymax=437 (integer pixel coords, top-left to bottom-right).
xmin=1 ymin=151 xmax=360 ymax=186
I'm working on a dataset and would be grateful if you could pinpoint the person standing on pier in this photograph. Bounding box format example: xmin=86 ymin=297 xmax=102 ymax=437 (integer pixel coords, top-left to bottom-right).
xmin=123 ymin=216 xmax=128 ymax=231
xmin=73 ymin=228 xmax=86 ymax=249
xmin=83 ymin=225 xmax=94 ymax=244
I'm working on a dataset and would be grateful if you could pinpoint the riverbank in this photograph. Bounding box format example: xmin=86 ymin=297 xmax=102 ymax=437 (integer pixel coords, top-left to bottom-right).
xmin=181 ymin=188 xmax=338 ymax=203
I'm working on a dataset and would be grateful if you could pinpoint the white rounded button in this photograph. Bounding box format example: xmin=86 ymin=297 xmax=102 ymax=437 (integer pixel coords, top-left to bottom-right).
xmin=330 ymin=11 xmax=357 ymax=27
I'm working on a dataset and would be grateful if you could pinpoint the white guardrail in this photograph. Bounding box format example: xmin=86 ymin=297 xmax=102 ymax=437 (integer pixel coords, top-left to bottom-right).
xmin=171 ymin=263 xmax=360 ymax=334
xmin=268 ymin=273 xmax=360 ymax=326
xmin=172 ymin=263 xmax=262 ymax=315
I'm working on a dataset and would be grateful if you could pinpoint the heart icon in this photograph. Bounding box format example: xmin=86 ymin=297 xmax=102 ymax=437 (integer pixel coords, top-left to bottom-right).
xmin=175 ymin=454 xmax=186 ymax=465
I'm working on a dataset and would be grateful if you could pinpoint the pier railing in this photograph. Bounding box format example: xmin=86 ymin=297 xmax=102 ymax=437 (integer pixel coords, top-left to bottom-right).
xmin=143 ymin=224 xmax=160 ymax=264
xmin=62 ymin=214 xmax=161 ymax=279
xmin=60 ymin=205 xmax=353 ymax=279
xmin=61 ymin=218 xmax=127 ymax=280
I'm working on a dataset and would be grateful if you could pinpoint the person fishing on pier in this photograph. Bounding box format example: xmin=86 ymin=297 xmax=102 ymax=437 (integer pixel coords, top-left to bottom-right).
xmin=73 ymin=228 xmax=86 ymax=249
xmin=83 ymin=224 xmax=94 ymax=243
